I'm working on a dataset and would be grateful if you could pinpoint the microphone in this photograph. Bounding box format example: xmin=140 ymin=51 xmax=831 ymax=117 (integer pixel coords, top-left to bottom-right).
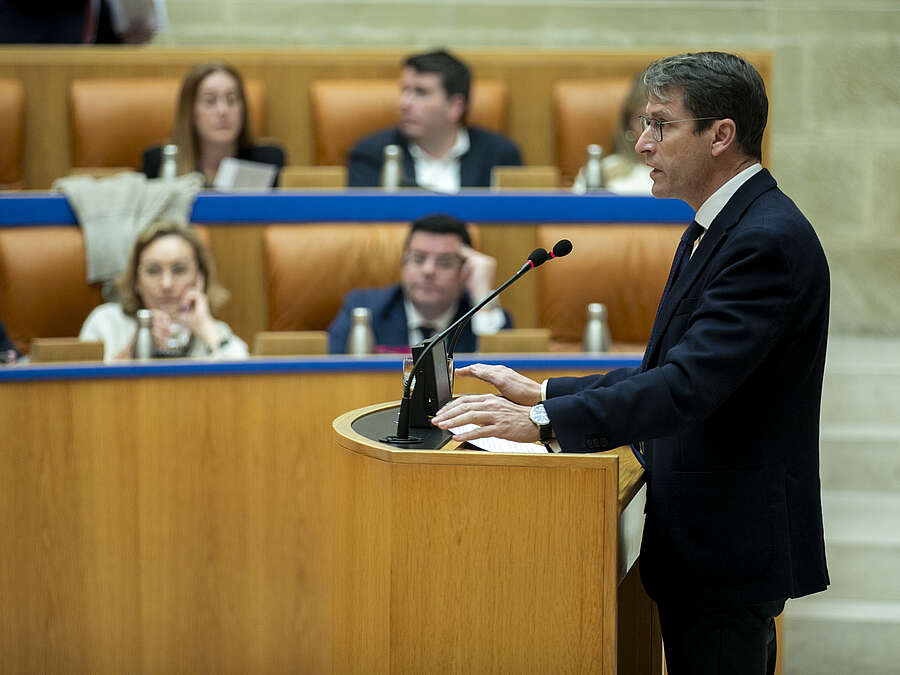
xmin=550 ymin=239 xmax=573 ymax=259
xmin=381 ymin=247 xmax=551 ymax=445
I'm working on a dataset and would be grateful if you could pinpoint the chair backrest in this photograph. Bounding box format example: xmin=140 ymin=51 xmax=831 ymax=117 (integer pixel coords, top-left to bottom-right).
xmin=68 ymin=77 xmax=268 ymax=169
xmin=553 ymin=78 xmax=633 ymax=186
xmin=536 ymin=224 xmax=683 ymax=348
xmin=264 ymin=223 xmax=481 ymax=331
xmin=0 ymin=227 xmax=104 ymax=354
xmin=310 ymin=79 xmax=508 ymax=166
xmin=0 ymin=79 xmax=25 ymax=189
xmin=264 ymin=224 xmax=409 ymax=331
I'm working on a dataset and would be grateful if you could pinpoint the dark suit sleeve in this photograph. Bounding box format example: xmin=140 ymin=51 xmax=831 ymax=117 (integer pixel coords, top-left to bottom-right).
xmin=544 ymin=225 xmax=805 ymax=452
xmin=347 ymin=138 xmax=383 ymax=187
xmin=327 ymin=290 xmax=363 ymax=354
xmin=247 ymin=144 xmax=286 ymax=187
xmin=547 ymin=368 xmax=639 ymax=397
xmin=141 ymin=146 xmax=162 ymax=178
xmin=497 ymin=137 xmax=523 ymax=167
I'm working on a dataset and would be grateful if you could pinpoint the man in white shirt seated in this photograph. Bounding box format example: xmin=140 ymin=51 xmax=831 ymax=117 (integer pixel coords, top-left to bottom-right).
xmin=347 ymin=49 xmax=522 ymax=192
xmin=327 ymin=213 xmax=512 ymax=353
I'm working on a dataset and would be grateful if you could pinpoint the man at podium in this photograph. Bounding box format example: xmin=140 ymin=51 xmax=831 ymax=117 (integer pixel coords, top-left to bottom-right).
xmin=433 ymin=51 xmax=829 ymax=675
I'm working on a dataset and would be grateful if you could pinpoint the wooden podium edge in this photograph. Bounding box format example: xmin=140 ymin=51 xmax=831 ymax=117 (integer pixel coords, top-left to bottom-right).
xmin=333 ymin=401 xmax=645 ymax=509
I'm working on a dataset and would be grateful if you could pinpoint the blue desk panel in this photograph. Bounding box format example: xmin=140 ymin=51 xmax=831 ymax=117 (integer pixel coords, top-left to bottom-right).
xmin=0 ymin=353 xmax=641 ymax=383
xmin=0 ymin=191 xmax=694 ymax=226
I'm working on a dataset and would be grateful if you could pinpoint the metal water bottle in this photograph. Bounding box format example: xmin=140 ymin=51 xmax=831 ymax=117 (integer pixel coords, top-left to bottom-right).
xmin=135 ymin=309 xmax=155 ymax=360
xmin=582 ymin=302 xmax=611 ymax=353
xmin=346 ymin=307 xmax=376 ymax=355
xmin=381 ymin=144 xmax=401 ymax=191
xmin=160 ymin=144 xmax=179 ymax=180
xmin=584 ymin=144 xmax=604 ymax=190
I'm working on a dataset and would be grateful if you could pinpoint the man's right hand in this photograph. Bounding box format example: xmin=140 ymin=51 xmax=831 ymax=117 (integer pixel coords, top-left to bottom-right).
xmin=454 ymin=363 xmax=542 ymax=405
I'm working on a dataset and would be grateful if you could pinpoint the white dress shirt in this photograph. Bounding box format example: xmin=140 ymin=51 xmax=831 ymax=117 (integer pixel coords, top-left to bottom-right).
xmin=404 ymin=295 xmax=505 ymax=347
xmin=408 ymin=129 xmax=470 ymax=194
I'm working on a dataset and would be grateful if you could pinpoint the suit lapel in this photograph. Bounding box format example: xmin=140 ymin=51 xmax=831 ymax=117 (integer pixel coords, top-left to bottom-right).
xmin=641 ymin=170 xmax=778 ymax=369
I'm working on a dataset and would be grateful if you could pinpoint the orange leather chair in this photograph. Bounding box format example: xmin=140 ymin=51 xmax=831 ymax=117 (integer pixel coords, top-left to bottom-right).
xmin=310 ymin=79 xmax=508 ymax=166
xmin=265 ymin=224 xmax=408 ymax=331
xmin=0 ymin=227 xmax=104 ymax=354
xmin=0 ymin=79 xmax=25 ymax=189
xmin=264 ymin=224 xmax=480 ymax=332
xmin=553 ymin=78 xmax=633 ymax=186
xmin=536 ymin=224 xmax=683 ymax=350
xmin=68 ymin=77 xmax=268 ymax=169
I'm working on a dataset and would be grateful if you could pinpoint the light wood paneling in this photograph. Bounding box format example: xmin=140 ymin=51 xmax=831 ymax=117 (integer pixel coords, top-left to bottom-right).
xmin=0 ymin=364 xmax=606 ymax=673
xmin=0 ymin=47 xmax=771 ymax=189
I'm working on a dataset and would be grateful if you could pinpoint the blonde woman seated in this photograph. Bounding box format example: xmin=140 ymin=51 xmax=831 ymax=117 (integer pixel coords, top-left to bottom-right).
xmin=80 ymin=221 xmax=248 ymax=362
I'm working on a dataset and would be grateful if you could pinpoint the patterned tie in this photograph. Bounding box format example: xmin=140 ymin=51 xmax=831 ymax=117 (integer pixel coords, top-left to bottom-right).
xmin=630 ymin=220 xmax=705 ymax=469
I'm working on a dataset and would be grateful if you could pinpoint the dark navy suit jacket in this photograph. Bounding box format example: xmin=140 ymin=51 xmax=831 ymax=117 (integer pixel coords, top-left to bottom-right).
xmin=327 ymin=284 xmax=512 ymax=354
xmin=544 ymin=169 xmax=830 ymax=609
xmin=347 ymin=126 xmax=522 ymax=188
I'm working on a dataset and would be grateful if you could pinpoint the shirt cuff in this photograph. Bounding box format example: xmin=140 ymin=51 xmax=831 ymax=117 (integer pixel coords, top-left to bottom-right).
xmin=541 ymin=379 xmax=548 ymax=401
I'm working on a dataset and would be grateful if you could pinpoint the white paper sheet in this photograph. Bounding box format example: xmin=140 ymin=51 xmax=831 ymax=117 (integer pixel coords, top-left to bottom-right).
xmin=449 ymin=424 xmax=548 ymax=454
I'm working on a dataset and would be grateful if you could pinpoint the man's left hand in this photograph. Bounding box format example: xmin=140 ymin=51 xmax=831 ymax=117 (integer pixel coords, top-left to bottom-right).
xmin=432 ymin=394 xmax=539 ymax=443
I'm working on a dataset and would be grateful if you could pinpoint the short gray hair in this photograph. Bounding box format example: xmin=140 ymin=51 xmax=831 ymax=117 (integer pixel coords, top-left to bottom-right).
xmin=641 ymin=52 xmax=767 ymax=160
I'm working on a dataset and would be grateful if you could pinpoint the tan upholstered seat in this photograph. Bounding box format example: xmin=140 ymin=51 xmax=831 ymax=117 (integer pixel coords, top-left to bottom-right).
xmin=264 ymin=224 xmax=409 ymax=331
xmin=536 ymin=224 xmax=683 ymax=350
xmin=0 ymin=227 xmax=104 ymax=354
xmin=0 ymin=79 xmax=25 ymax=189
xmin=263 ymin=224 xmax=481 ymax=332
xmin=68 ymin=77 xmax=268 ymax=169
xmin=553 ymin=78 xmax=633 ymax=186
xmin=310 ymin=79 xmax=508 ymax=166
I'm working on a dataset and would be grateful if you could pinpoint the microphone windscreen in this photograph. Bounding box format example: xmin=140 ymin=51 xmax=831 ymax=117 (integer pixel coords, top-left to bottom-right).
xmin=552 ymin=239 xmax=573 ymax=258
xmin=527 ymin=248 xmax=550 ymax=267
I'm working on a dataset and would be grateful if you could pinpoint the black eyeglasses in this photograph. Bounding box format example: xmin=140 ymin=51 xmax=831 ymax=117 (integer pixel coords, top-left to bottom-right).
xmin=636 ymin=114 xmax=723 ymax=142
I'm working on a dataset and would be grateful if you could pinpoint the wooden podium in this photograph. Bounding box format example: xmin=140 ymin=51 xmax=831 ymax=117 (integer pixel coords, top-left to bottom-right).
xmin=332 ymin=402 xmax=661 ymax=674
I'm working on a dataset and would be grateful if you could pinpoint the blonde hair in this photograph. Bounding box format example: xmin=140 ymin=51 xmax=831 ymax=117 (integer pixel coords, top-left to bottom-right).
xmin=170 ymin=61 xmax=255 ymax=175
xmin=117 ymin=221 xmax=230 ymax=316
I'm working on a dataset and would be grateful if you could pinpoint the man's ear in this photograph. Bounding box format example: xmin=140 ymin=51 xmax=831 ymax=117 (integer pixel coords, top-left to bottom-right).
xmin=447 ymin=94 xmax=466 ymax=125
xmin=710 ymin=118 xmax=738 ymax=157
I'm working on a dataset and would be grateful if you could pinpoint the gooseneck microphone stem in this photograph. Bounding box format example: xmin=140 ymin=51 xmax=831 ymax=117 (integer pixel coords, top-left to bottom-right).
xmin=446 ymin=257 xmax=542 ymax=359
xmin=384 ymin=250 xmax=549 ymax=444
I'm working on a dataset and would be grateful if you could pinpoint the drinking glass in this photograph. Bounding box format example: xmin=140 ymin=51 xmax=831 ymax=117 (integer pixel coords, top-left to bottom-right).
xmin=402 ymin=356 xmax=415 ymax=390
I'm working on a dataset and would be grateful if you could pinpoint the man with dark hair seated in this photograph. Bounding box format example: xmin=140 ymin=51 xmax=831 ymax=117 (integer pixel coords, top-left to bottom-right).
xmin=328 ymin=213 xmax=512 ymax=353
xmin=347 ymin=49 xmax=522 ymax=192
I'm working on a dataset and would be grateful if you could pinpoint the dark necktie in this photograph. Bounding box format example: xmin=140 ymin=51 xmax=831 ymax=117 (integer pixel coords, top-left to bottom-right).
xmin=418 ymin=325 xmax=436 ymax=341
xmin=630 ymin=219 xmax=705 ymax=469
xmin=667 ymin=220 xmax=706 ymax=295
